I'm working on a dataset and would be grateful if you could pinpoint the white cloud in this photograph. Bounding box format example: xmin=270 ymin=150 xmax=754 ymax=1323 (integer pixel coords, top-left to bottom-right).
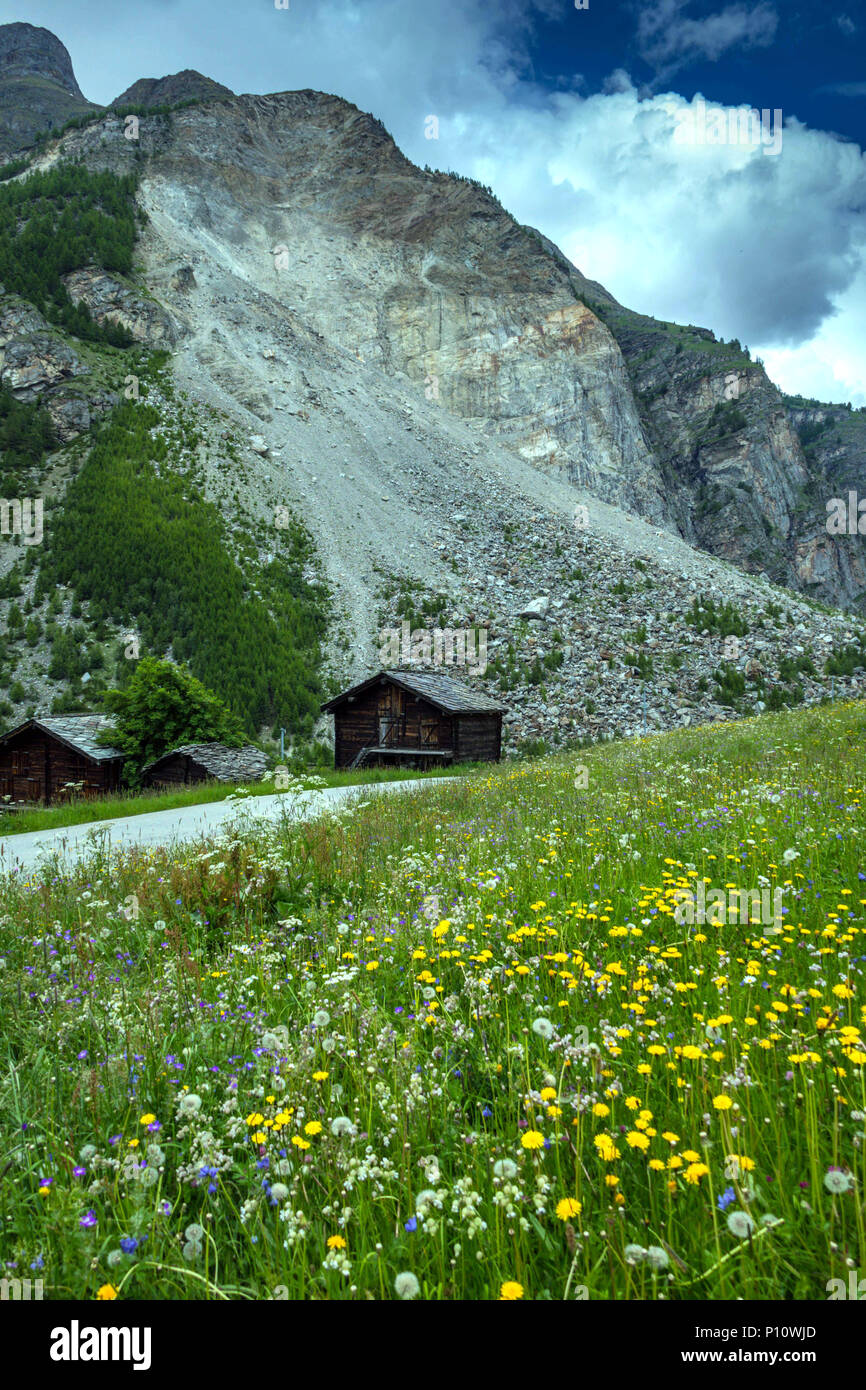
xmin=636 ymin=1 xmax=778 ymax=82
xmin=819 ymin=82 xmax=866 ymax=98
xmin=602 ymin=68 xmax=636 ymax=95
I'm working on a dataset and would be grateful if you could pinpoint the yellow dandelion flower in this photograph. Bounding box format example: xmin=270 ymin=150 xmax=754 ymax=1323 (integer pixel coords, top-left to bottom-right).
xmin=327 ymin=1234 xmax=347 ymax=1249
xmin=684 ymin=1162 xmax=710 ymax=1184
xmin=712 ymin=1095 xmax=733 ymax=1110
xmin=521 ymin=1130 xmax=545 ymax=1150
xmin=555 ymin=1197 xmax=582 ymax=1221
xmin=499 ymin=1281 xmax=524 ymax=1300
xmin=96 ymin=1284 xmax=119 ymax=1301
xmin=304 ymin=1121 xmax=322 ymax=1136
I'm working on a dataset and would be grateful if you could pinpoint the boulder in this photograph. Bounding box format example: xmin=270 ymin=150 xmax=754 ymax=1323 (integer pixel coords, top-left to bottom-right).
xmin=517 ymin=596 xmax=550 ymax=620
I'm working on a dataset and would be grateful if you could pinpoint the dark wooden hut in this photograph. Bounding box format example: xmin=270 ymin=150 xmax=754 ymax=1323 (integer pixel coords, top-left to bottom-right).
xmin=141 ymin=743 xmax=269 ymax=789
xmin=321 ymin=669 xmax=506 ymax=770
xmin=0 ymin=715 xmax=124 ymax=805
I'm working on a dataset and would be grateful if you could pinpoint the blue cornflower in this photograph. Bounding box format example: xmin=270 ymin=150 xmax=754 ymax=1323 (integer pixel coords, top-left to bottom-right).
xmin=404 ymin=1216 xmax=417 ymax=1233
xmin=120 ymin=1237 xmax=138 ymax=1254
xmin=717 ymin=1186 xmax=736 ymax=1211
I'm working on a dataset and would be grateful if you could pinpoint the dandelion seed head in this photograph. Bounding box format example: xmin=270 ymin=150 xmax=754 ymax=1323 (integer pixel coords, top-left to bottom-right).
xmin=394 ymin=1271 xmax=420 ymax=1300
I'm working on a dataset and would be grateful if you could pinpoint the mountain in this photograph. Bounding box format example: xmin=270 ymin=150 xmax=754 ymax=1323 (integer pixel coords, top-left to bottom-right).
xmin=0 ymin=27 xmax=864 ymax=753
xmin=35 ymin=84 xmax=862 ymax=607
xmin=111 ymin=71 xmax=234 ymax=110
xmin=0 ymin=23 xmax=98 ymax=158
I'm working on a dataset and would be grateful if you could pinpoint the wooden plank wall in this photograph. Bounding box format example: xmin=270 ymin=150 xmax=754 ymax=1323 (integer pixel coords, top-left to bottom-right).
xmin=454 ymin=713 xmax=501 ymax=763
xmin=0 ymin=727 xmax=121 ymax=804
xmin=143 ymin=754 xmax=193 ymax=788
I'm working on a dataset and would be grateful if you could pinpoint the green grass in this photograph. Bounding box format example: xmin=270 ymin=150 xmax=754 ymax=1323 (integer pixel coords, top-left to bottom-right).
xmin=0 ymin=761 xmax=480 ymax=836
xmin=0 ymin=701 xmax=863 ymax=1301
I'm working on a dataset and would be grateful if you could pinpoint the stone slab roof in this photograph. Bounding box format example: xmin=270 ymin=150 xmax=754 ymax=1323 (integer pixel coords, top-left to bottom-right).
xmin=0 ymin=715 xmax=124 ymax=762
xmin=143 ymin=743 xmax=269 ymax=781
xmin=322 ymin=668 xmax=506 ymax=715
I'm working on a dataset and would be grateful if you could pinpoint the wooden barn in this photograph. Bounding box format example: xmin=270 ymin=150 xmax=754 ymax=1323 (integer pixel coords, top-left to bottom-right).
xmin=141 ymin=743 xmax=269 ymax=789
xmin=321 ymin=669 xmax=506 ymax=770
xmin=0 ymin=715 xmax=124 ymax=805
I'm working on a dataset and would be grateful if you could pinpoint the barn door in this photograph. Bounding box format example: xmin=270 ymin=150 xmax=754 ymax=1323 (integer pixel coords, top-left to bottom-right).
xmin=377 ymin=685 xmax=404 ymax=745
xmin=11 ymin=749 xmax=41 ymax=802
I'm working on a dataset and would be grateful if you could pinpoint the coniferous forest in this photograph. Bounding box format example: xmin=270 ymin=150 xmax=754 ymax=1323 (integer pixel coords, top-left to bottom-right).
xmin=35 ymin=398 xmax=327 ymax=737
xmin=0 ymin=166 xmax=138 ymax=345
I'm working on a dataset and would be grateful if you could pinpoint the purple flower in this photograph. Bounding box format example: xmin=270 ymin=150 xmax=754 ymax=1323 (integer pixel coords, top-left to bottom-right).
xmin=73 ymin=1166 xmax=86 ymax=1178
xmin=404 ymin=1217 xmax=417 ymax=1233
xmin=79 ymin=1210 xmax=97 ymax=1229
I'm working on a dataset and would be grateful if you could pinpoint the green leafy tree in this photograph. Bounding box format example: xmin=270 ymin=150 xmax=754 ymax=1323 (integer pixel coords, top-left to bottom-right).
xmin=99 ymin=657 xmax=246 ymax=782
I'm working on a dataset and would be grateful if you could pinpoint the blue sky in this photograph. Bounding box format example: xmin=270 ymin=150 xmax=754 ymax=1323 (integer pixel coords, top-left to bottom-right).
xmin=5 ymin=0 xmax=865 ymax=404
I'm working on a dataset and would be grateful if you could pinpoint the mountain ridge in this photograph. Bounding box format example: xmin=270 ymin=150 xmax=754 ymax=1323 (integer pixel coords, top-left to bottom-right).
xmin=0 ymin=27 xmax=864 ymax=753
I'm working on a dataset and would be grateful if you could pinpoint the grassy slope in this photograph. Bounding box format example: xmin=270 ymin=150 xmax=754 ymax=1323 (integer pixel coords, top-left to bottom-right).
xmin=0 ymin=702 xmax=863 ymax=1300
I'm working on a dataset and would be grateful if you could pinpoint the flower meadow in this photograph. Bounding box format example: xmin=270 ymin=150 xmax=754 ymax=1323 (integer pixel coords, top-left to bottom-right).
xmin=1 ymin=702 xmax=864 ymax=1301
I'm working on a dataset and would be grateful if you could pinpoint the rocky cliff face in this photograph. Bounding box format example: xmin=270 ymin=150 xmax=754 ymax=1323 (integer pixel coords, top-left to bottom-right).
xmin=31 ymin=92 xmax=667 ymax=519
xmin=0 ymin=23 xmax=97 ymax=158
